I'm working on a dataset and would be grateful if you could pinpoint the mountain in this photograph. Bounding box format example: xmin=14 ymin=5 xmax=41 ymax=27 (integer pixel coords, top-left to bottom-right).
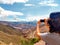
xmin=0 ymin=21 xmax=37 ymax=45
xmin=0 ymin=21 xmax=36 ymax=27
xmin=0 ymin=24 xmax=21 ymax=35
xmin=0 ymin=23 xmax=24 ymax=45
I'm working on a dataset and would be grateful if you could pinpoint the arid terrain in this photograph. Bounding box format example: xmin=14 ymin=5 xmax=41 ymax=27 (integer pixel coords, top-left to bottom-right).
xmin=34 ymin=40 xmax=45 ymax=45
xmin=0 ymin=21 xmax=48 ymax=45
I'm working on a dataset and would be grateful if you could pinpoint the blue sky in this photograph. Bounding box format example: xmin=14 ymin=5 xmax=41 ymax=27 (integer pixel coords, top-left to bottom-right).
xmin=0 ymin=0 xmax=60 ymax=22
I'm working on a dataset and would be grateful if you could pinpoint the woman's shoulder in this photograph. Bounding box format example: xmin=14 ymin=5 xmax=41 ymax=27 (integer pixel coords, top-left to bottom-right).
xmin=39 ymin=32 xmax=60 ymax=41
xmin=47 ymin=33 xmax=60 ymax=40
xmin=47 ymin=33 xmax=60 ymax=38
xmin=46 ymin=33 xmax=60 ymax=45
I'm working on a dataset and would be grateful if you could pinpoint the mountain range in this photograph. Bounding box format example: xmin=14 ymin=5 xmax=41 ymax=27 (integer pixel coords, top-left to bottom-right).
xmin=0 ymin=21 xmax=37 ymax=45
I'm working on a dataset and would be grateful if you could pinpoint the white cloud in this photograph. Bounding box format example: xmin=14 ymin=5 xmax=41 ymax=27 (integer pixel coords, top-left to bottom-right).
xmin=25 ymin=15 xmax=49 ymax=21
xmin=8 ymin=15 xmax=49 ymax=22
xmin=25 ymin=4 xmax=35 ymax=6
xmin=2 ymin=18 xmax=26 ymax=22
xmin=0 ymin=7 xmax=23 ymax=21
xmin=0 ymin=14 xmax=49 ymax=22
xmin=47 ymin=3 xmax=58 ymax=6
xmin=3 ymin=19 xmax=20 ymax=22
xmin=0 ymin=0 xmax=28 ymax=4
xmin=0 ymin=7 xmax=23 ymax=16
xmin=39 ymin=0 xmax=58 ymax=7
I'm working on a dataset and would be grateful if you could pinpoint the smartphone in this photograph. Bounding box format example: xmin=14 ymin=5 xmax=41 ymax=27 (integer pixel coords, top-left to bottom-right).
xmin=40 ymin=19 xmax=45 ymax=22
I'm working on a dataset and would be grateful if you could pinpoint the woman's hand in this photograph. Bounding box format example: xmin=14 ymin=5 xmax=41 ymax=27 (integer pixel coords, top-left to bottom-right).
xmin=36 ymin=20 xmax=43 ymax=40
xmin=44 ymin=19 xmax=50 ymax=31
xmin=37 ymin=20 xmax=41 ymax=25
xmin=36 ymin=20 xmax=41 ymax=35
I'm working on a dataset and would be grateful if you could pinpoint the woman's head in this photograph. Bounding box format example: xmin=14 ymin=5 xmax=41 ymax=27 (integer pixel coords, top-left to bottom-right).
xmin=48 ymin=12 xmax=60 ymax=33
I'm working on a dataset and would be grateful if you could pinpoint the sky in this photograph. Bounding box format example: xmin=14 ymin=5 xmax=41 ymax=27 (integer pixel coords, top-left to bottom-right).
xmin=0 ymin=0 xmax=60 ymax=22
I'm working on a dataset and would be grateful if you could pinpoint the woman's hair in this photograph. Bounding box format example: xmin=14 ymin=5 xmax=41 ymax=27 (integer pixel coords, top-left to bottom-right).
xmin=48 ymin=12 xmax=60 ymax=33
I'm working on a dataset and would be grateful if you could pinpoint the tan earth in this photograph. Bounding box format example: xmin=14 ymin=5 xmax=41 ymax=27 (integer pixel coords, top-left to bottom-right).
xmin=0 ymin=41 xmax=7 ymax=45
xmin=34 ymin=40 xmax=46 ymax=45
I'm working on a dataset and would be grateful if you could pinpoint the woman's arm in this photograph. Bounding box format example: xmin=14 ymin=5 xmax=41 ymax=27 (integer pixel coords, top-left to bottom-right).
xmin=36 ymin=20 xmax=40 ymax=35
xmin=36 ymin=19 xmax=49 ymax=39
xmin=36 ymin=20 xmax=42 ymax=40
xmin=36 ymin=19 xmax=48 ymax=34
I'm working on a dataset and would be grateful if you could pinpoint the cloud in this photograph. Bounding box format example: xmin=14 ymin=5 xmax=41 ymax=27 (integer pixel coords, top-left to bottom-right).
xmin=0 ymin=7 xmax=23 ymax=16
xmin=0 ymin=13 xmax=49 ymax=22
xmin=25 ymin=4 xmax=35 ymax=6
xmin=0 ymin=0 xmax=28 ymax=4
xmin=47 ymin=3 xmax=58 ymax=6
xmin=25 ymin=15 xmax=49 ymax=21
xmin=2 ymin=18 xmax=26 ymax=22
xmin=39 ymin=0 xmax=58 ymax=7
xmin=2 ymin=19 xmax=20 ymax=22
xmin=7 ymin=15 xmax=49 ymax=22
xmin=0 ymin=7 xmax=23 ymax=21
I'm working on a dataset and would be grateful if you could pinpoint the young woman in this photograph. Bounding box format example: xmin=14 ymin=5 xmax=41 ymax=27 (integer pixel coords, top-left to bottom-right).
xmin=36 ymin=12 xmax=60 ymax=45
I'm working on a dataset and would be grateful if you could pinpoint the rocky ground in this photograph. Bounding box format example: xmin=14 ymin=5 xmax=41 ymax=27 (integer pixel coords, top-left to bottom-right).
xmin=34 ymin=40 xmax=45 ymax=45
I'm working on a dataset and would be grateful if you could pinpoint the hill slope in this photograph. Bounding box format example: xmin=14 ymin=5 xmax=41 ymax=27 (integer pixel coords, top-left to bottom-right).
xmin=0 ymin=24 xmax=25 ymax=45
xmin=0 ymin=24 xmax=21 ymax=35
xmin=0 ymin=23 xmax=37 ymax=45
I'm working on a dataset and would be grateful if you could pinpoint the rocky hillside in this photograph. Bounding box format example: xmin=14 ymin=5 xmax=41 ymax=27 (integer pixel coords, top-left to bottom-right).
xmin=0 ymin=21 xmax=36 ymax=38
xmin=0 ymin=22 xmax=37 ymax=45
xmin=0 ymin=24 xmax=25 ymax=45
xmin=0 ymin=21 xmax=49 ymax=45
